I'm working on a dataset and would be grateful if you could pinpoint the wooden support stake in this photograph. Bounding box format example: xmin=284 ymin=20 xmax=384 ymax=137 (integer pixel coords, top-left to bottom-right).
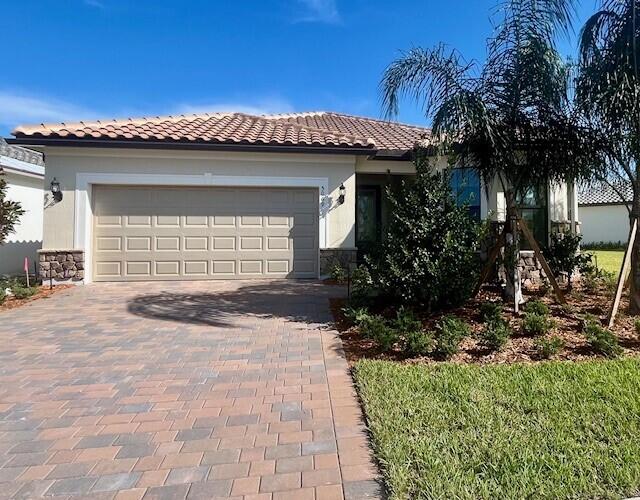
xmin=607 ymin=219 xmax=637 ymax=328
xmin=473 ymin=231 xmax=506 ymax=297
xmin=518 ymin=216 xmax=566 ymax=305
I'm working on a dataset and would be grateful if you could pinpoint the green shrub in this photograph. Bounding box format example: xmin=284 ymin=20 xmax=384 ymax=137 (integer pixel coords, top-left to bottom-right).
xmin=544 ymin=233 xmax=593 ymax=290
xmin=342 ymin=306 xmax=371 ymax=327
xmin=600 ymin=270 xmax=618 ymax=293
xmin=360 ymin=315 xmax=399 ymax=350
xmin=349 ymin=265 xmax=377 ymax=307
xmin=0 ymin=288 xmax=6 ymax=305
xmin=480 ymin=301 xmax=503 ymax=323
xmin=583 ymin=316 xmax=622 ymax=358
xmin=582 ymin=268 xmax=617 ymax=294
xmin=522 ymin=312 xmax=555 ymax=336
xmin=393 ymin=307 xmax=421 ymax=334
xmin=479 ymin=320 xmax=511 ymax=351
xmin=535 ymin=336 xmax=565 ymax=359
xmin=358 ymin=314 xmax=386 ymax=339
xmin=11 ymin=285 xmax=37 ymax=300
xmin=391 ymin=307 xmax=433 ymax=355
xmin=523 ymin=299 xmax=550 ymax=316
xmin=581 ymin=271 xmax=599 ymax=292
xmin=329 ymin=263 xmax=347 ymax=283
xmin=635 ymin=318 xmax=640 ymax=336
xmin=405 ymin=329 xmax=435 ymax=356
xmin=434 ymin=316 xmax=470 ymax=359
xmin=365 ymin=154 xmax=481 ymax=311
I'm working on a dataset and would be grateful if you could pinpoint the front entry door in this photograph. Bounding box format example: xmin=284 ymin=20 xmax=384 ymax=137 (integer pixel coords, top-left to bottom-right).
xmin=356 ymin=186 xmax=381 ymax=257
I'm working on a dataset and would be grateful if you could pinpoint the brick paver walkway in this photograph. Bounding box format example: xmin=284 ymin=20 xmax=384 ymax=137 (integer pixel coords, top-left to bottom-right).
xmin=0 ymin=281 xmax=382 ymax=500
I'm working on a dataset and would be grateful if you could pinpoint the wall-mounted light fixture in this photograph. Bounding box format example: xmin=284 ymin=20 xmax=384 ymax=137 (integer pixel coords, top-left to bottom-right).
xmin=50 ymin=178 xmax=63 ymax=202
xmin=338 ymin=183 xmax=346 ymax=205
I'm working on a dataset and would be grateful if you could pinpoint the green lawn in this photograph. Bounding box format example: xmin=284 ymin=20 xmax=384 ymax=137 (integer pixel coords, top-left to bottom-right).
xmin=589 ymin=250 xmax=624 ymax=276
xmin=354 ymin=359 xmax=640 ymax=499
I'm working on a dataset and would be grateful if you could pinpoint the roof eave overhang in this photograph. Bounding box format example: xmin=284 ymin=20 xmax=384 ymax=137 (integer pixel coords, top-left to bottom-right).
xmin=8 ymin=137 xmax=377 ymax=156
xmin=369 ymin=149 xmax=415 ymax=161
xmin=578 ymin=201 xmax=632 ymax=207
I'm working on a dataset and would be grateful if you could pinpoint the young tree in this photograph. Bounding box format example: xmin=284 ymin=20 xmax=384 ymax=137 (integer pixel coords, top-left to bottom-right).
xmin=0 ymin=169 xmax=25 ymax=244
xmin=577 ymin=0 xmax=640 ymax=313
xmin=380 ymin=0 xmax=593 ymax=309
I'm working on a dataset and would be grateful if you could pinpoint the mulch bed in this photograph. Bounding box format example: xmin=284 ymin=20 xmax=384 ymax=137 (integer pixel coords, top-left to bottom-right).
xmin=0 ymin=284 xmax=73 ymax=312
xmin=330 ymin=282 xmax=640 ymax=365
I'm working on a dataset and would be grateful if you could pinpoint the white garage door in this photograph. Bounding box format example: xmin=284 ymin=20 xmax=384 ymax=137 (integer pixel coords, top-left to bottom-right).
xmin=92 ymin=185 xmax=319 ymax=281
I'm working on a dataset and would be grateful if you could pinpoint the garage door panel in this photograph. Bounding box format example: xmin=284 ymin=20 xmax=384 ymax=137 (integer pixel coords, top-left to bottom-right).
xmin=266 ymin=215 xmax=291 ymax=227
xmin=126 ymin=261 xmax=151 ymax=276
xmin=95 ymin=261 xmax=122 ymax=277
xmin=155 ymin=261 xmax=180 ymax=276
xmin=184 ymin=215 xmax=209 ymax=227
xmin=212 ymin=236 xmax=236 ymax=250
xmin=95 ymin=215 xmax=122 ymax=227
xmin=212 ymin=260 xmax=235 ymax=275
xmin=212 ymin=215 xmax=236 ymax=227
xmin=266 ymin=260 xmax=290 ymax=274
xmin=126 ymin=215 xmax=152 ymax=227
xmin=126 ymin=237 xmax=151 ymax=251
xmin=155 ymin=236 xmax=180 ymax=251
xmin=238 ymin=215 xmax=263 ymax=227
xmin=266 ymin=236 xmax=289 ymax=250
xmin=93 ymin=186 xmax=318 ymax=281
xmin=96 ymin=236 xmax=122 ymax=251
xmin=184 ymin=236 xmax=208 ymax=251
xmin=184 ymin=260 xmax=208 ymax=276
xmin=239 ymin=237 xmax=263 ymax=250
xmin=239 ymin=260 xmax=263 ymax=275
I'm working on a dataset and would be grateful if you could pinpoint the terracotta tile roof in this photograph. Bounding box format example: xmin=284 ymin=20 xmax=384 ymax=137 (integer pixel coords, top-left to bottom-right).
xmin=270 ymin=112 xmax=430 ymax=151
xmin=578 ymin=182 xmax=633 ymax=206
xmin=12 ymin=111 xmax=430 ymax=154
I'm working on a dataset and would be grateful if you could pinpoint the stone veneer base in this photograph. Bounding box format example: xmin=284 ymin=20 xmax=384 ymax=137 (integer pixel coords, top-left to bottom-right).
xmin=38 ymin=249 xmax=85 ymax=283
xmin=320 ymin=248 xmax=358 ymax=276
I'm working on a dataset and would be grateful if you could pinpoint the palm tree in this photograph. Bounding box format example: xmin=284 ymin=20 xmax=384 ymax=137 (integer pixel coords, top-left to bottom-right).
xmin=381 ymin=0 xmax=591 ymax=309
xmin=577 ymin=0 xmax=640 ymax=313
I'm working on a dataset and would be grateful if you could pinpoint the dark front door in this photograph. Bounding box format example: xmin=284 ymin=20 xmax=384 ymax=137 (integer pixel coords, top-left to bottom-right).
xmin=356 ymin=186 xmax=381 ymax=256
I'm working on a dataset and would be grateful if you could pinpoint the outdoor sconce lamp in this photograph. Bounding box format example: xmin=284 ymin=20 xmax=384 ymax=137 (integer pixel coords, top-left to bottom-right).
xmin=50 ymin=178 xmax=63 ymax=202
xmin=338 ymin=183 xmax=346 ymax=205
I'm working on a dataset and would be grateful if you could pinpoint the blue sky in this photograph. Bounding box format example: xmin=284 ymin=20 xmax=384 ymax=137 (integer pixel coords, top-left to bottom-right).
xmin=0 ymin=0 xmax=597 ymax=136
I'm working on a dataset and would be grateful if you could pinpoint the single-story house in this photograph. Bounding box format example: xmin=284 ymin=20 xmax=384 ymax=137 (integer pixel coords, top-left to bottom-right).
xmin=9 ymin=111 xmax=579 ymax=283
xmin=578 ymin=182 xmax=631 ymax=246
xmin=0 ymin=138 xmax=44 ymax=276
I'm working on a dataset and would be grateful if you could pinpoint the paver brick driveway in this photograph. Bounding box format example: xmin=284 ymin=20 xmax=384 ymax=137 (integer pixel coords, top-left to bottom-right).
xmin=0 ymin=281 xmax=382 ymax=500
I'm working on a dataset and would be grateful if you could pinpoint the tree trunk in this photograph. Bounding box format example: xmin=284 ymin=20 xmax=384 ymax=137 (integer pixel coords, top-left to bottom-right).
xmin=503 ymin=191 xmax=524 ymax=313
xmin=629 ymin=187 xmax=640 ymax=314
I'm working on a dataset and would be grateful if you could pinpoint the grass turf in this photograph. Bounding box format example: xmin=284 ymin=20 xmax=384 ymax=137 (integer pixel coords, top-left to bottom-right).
xmin=589 ymin=250 xmax=624 ymax=276
xmin=354 ymin=358 xmax=640 ymax=499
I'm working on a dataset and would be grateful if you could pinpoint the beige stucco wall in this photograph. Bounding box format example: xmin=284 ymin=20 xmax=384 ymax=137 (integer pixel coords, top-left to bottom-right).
xmin=39 ymin=146 xmax=576 ymax=257
xmin=41 ymin=148 xmax=358 ymax=250
xmin=0 ymin=172 xmax=43 ymax=275
xmin=580 ymin=204 xmax=630 ymax=245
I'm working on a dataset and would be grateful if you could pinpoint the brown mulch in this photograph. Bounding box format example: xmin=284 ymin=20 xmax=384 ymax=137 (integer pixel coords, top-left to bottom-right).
xmin=0 ymin=284 xmax=73 ymax=312
xmin=330 ymin=282 xmax=640 ymax=365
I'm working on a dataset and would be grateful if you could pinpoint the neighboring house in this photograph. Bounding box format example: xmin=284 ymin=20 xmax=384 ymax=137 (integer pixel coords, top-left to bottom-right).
xmin=0 ymin=138 xmax=44 ymax=276
xmin=10 ymin=112 xmax=579 ymax=283
xmin=578 ymin=182 xmax=632 ymax=245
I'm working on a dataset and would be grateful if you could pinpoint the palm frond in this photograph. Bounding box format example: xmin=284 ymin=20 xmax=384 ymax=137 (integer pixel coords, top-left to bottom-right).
xmin=380 ymin=45 xmax=476 ymax=120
